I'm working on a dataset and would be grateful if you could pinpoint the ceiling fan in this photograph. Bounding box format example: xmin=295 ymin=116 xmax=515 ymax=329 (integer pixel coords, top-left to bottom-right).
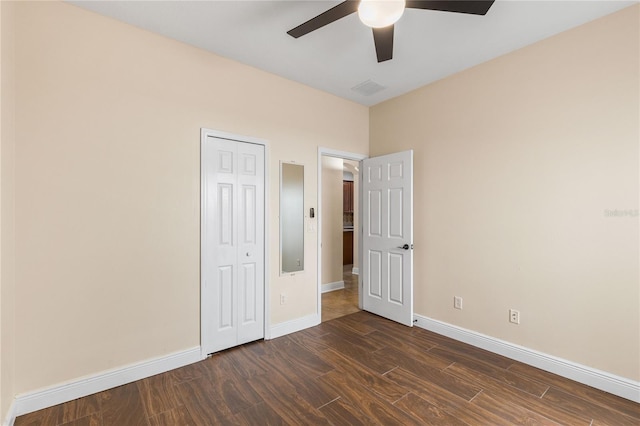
xmin=287 ymin=0 xmax=495 ymax=63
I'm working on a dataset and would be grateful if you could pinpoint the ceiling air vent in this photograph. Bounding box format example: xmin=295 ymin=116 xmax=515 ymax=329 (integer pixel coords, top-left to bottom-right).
xmin=351 ymin=80 xmax=386 ymax=97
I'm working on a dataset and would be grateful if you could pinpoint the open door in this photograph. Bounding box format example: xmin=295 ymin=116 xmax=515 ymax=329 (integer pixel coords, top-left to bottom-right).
xmin=361 ymin=150 xmax=413 ymax=326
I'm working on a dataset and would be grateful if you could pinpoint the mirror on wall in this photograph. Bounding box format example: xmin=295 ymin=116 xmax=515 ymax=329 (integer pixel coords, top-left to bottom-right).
xmin=280 ymin=162 xmax=305 ymax=274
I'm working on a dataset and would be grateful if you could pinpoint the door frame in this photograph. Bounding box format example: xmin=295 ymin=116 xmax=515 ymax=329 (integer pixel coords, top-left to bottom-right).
xmin=317 ymin=147 xmax=367 ymax=319
xmin=200 ymin=128 xmax=270 ymax=359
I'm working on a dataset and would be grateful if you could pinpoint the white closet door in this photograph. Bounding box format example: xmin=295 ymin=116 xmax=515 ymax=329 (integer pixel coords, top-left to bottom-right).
xmin=201 ymin=135 xmax=265 ymax=355
xmin=236 ymin=142 xmax=264 ymax=345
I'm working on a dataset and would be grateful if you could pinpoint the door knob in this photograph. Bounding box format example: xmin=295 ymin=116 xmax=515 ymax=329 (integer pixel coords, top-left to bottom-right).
xmin=246 ymin=252 xmax=251 ymax=257
xmin=397 ymin=244 xmax=410 ymax=250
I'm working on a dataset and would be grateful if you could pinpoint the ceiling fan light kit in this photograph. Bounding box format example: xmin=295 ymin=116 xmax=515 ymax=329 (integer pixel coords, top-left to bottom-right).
xmin=287 ymin=0 xmax=496 ymax=63
xmin=358 ymin=0 xmax=406 ymax=28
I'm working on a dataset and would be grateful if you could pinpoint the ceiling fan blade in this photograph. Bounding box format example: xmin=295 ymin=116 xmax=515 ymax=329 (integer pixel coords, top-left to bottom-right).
xmin=373 ymin=25 xmax=394 ymax=63
xmin=406 ymin=0 xmax=495 ymax=15
xmin=287 ymin=1 xmax=359 ymax=38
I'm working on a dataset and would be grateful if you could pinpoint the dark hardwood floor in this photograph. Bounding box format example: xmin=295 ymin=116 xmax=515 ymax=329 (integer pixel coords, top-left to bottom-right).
xmin=16 ymin=311 xmax=639 ymax=425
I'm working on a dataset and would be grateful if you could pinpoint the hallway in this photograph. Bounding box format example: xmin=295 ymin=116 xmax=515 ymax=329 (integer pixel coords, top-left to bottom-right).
xmin=321 ymin=265 xmax=359 ymax=322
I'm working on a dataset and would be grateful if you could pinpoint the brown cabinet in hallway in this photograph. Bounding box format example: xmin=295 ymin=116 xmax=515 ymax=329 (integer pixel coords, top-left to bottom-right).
xmin=343 ymin=181 xmax=354 ymax=213
xmin=343 ymin=231 xmax=353 ymax=265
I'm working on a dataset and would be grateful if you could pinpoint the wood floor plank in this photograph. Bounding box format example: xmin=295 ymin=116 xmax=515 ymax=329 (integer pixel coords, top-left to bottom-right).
xmin=542 ymin=387 xmax=639 ymax=426
xmin=61 ymin=396 xmax=101 ymax=425
xmin=318 ymin=397 xmax=377 ymax=426
xmin=318 ymin=370 xmax=424 ymax=425
xmin=285 ymin=328 xmax=333 ymax=353
xmin=223 ymin=344 xmax=271 ymax=379
xmin=299 ymin=324 xmax=332 ymax=338
xmin=369 ymin=335 xmax=453 ymax=370
xmin=430 ymin=346 xmax=549 ymax=397
xmin=174 ymin=376 xmax=235 ymax=425
xmin=168 ymin=360 xmax=209 ymax=385
xmin=99 ymin=383 xmax=149 ymax=426
xmin=17 ymin=410 xmax=68 ymax=426
xmin=471 ymin=391 xmax=562 ymax=425
xmin=320 ymin=321 xmax=387 ymax=352
xmin=329 ymin=312 xmax=380 ymax=335
xmin=16 ymin=395 xmax=102 ymax=426
xmin=415 ymin=329 xmax=516 ymax=370
xmin=247 ymin=373 xmax=331 ymax=425
xmin=199 ymin=351 xmax=238 ymax=379
xmin=211 ymin=375 xmax=261 ymax=414
xmin=59 ymin=413 xmax=102 ymax=426
xmin=444 ymin=363 xmax=592 ymax=425
xmin=508 ymin=362 xmax=640 ymax=420
xmin=231 ymin=402 xmax=288 ymax=426
xmin=197 ymin=355 xmax=262 ymax=414
xmin=299 ymin=326 xmax=398 ymax=375
xmin=591 ymin=419 xmax=638 ymax=426
xmin=362 ymin=318 xmax=439 ymax=353
xmin=405 ymin=327 xmax=467 ymax=347
xmin=319 ymin=333 xmax=398 ymax=375
xmin=393 ymin=392 xmax=469 ymax=425
xmin=15 ymin=397 xmax=102 ymax=426
xmin=136 ymin=373 xmax=183 ymax=418
xmin=377 ymin=346 xmax=482 ymax=400
xmin=384 ymin=367 xmax=512 ymax=425
xmin=148 ymin=406 xmax=194 ymax=426
xmin=268 ymin=335 xmax=334 ymax=377
xmin=251 ymin=348 xmax=340 ymax=409
xmin=320 ymin=348 xmax=409 ymax=403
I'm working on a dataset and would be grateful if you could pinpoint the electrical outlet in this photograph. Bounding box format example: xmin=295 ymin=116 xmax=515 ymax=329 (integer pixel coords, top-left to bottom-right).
xmin=454 ymin=296 xmax=463 ymax=310
xmin=509 ymin=309 xmax=520 ymax=324
xmin=280 ymin=293 xmax=286 ymax=305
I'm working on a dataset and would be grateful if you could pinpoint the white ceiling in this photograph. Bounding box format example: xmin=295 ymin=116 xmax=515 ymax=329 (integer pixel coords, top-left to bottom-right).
xmin=70 ymin=0 xmax=636 ymax=106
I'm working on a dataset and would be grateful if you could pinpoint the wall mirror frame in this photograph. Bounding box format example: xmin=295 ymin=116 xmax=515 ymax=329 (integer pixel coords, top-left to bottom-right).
xmin=280 ymin=161 xmax=305 ymax=275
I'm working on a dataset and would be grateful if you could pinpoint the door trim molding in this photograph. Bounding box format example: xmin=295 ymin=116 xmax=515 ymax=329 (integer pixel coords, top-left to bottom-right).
xmin=200 ymin=128 xmax=270 ymax=356
xmin=317 ymin=148 xmax=367 ymax=321
xmin=414 ymin=314 xmax=640 ymax=403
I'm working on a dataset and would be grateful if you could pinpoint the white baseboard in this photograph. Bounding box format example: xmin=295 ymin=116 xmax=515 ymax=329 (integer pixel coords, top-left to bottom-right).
xmin=12 ymin=346 xmax=202 ymax=418
xmin=351 ymin=267 xmax=359 ymax=275
xmin=413 ymin=314 xmax=640 ymax=403
xmin=321 ymin=280 xmax=345 ymax=293
xmin=269 ymin=313 xmax=320 ymax=339
xmin=2 ymin=400 xmax=16 ymax=426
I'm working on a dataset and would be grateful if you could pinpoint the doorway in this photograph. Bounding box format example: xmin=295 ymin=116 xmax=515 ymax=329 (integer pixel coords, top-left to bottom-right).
xmin=317 ymin=148 xmax=366 ymax=322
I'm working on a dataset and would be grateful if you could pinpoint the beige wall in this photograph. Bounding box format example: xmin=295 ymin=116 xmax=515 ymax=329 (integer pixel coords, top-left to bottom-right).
xmin=12 ymin=1 xmax=368 ymax=395
xmin=370 ymin=5 xmax=639 ymax=380
xmin=1 ymin=0 xmax=16 ymax=419
xmin=321 ymin=157 xmax=344 ymax=285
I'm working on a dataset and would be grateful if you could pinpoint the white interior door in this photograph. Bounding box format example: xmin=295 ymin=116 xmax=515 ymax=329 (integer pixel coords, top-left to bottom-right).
xmin=361 ymin=150 xmax=413 ymax=326
xmin=201 ymin=134 xmax=265 ymax=355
